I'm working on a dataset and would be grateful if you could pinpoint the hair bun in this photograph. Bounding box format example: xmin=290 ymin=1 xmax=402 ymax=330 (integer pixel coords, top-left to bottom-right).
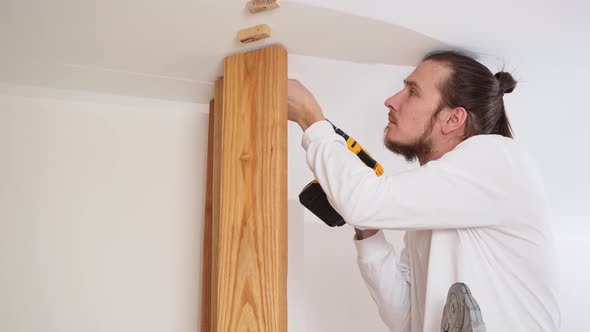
xmin=494 ymin=71 xmax=517 ymax=94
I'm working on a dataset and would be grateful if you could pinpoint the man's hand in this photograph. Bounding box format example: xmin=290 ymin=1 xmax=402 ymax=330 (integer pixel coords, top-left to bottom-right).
xmin=288 ymin=79 xmax=325 ymax=131
xmin=355 ymin=228 xmax=379 ymax=240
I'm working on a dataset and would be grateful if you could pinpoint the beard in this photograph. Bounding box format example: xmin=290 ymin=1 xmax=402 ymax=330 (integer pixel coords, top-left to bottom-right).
xmin=383 ymin=114 xmax=437 ymax=163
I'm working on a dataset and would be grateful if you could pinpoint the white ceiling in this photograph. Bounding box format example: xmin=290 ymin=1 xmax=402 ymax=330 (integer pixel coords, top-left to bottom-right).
xmin=0 ymin=0 xmax=447 ymax=103
xmin=294 ymin=0 xmax=590 ymax=64
xmin=2 ymin=0 xmax=588 ymax=101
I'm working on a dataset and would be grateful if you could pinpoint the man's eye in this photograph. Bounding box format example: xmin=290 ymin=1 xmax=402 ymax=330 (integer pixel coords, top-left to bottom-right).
xmin=409 ymin=90 xmax=417 ymax=96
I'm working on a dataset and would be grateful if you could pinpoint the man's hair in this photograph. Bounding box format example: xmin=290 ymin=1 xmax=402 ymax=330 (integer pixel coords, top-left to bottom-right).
xmin=423 ymin=50 xmax=517 ymax=139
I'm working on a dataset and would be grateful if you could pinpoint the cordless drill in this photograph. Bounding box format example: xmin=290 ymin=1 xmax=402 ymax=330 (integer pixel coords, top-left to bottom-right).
xmin=298 ymin=120 xmax=384 ymax=227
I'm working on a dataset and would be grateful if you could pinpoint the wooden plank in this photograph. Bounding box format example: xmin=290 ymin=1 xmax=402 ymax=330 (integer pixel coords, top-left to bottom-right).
xmin=210 ymin=79 xmax=224 ymax=332
xmin=200 ymin=100 xmax=215 ymax=332
xmin=238 ymin=24 xmax=271 ymax=44
xmin=216 ymin=44 xmax=288 ymax=331
xmin=247 ymin=0 xmax=281 ymax=14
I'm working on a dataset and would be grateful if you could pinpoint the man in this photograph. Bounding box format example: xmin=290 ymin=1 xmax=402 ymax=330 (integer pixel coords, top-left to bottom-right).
xmin=288 ymin=51 xmax=561 ymax=331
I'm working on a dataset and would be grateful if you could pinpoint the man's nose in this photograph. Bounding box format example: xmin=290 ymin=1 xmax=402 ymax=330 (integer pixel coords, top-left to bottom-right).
xmin=384 ymin=93 xmax=401 ymax=112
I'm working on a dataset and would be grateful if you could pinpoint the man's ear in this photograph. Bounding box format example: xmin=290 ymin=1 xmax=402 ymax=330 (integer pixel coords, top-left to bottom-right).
xmin=441 ymin=107 xmax=467 ymax=135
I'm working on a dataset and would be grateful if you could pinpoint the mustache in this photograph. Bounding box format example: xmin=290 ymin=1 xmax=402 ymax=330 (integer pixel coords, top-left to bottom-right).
xmin=387 ymin=111 xmax=396 ymax=124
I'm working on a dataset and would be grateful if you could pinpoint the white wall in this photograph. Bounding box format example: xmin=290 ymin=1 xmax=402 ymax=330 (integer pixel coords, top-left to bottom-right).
xmin=0 ymin=88 xmax=209 ymax=332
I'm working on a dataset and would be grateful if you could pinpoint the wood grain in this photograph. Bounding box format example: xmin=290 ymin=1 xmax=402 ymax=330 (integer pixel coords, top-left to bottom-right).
xmin=238 ymin=24 xmax=271 ymax=43
xmin=215 ymin=44 xmax=288 ymax=332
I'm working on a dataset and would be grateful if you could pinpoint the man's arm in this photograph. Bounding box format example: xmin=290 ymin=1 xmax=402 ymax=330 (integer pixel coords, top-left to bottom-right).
xmin=355 ymin=230 xmax=412 ymax=331
xmin=302 ymin=120 xmax=516 ymax=230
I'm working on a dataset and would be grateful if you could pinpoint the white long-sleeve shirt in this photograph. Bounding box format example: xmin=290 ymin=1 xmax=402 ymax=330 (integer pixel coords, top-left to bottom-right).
xmin=302 ymin=120 xmax=561 ymax=332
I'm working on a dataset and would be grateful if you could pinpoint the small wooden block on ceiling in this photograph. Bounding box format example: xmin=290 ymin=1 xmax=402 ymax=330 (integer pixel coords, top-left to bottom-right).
xmin=247 ymin=0 xmax=281 ymax=14
xmin=239 ymin=24 xmax=271 ymax=43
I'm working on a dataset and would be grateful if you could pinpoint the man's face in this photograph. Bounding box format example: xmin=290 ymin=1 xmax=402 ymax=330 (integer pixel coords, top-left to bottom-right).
xmin=383 ymin=60 xmax=451 ymax=162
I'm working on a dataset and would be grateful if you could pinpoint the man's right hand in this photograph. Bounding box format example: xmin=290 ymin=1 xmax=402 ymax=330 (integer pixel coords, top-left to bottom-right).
xmin=355 ymin=228 xmax=380 ymax=240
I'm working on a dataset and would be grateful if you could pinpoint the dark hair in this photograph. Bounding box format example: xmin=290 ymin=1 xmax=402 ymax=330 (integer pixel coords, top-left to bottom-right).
xmin=423 ymin=50 xmax=517 ymax=139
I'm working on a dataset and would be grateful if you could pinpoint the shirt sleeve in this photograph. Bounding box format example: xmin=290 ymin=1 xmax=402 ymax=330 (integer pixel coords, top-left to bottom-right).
xmin=302 ymin=120 xmax=517 ymax=230
xmin=355 ymin=230 xmax=411 ymax=332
